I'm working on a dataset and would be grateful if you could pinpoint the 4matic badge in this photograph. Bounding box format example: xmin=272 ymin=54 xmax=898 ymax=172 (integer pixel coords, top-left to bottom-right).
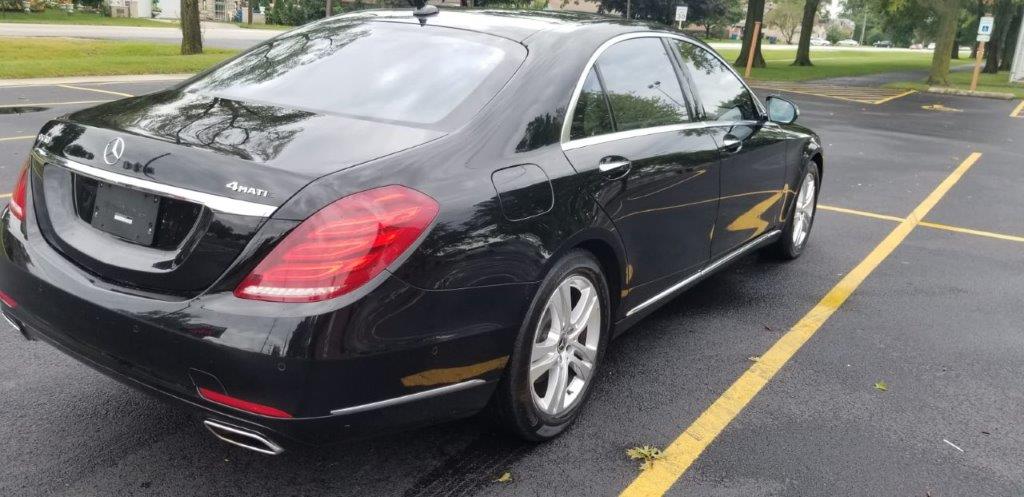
xmin=225 ymin=181 xmax=269 ymax=198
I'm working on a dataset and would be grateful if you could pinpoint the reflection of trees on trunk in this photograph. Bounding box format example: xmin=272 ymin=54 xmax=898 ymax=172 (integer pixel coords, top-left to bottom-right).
xmin=184 ymin=22 xmax=372 ymax=91
xmin=75 ymin=92 xmax=315 ymax=162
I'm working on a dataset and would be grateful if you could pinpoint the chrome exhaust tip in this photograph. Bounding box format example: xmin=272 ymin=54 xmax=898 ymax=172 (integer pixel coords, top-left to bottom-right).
xmin=2 ymin=311 xmax=32 ymax=341
xmin=202 ymin=419 xmax=284 ymax=456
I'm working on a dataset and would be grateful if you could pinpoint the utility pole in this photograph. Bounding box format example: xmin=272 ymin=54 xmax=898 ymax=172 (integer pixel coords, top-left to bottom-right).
xmin=1011 ymin=5 xmax=1024 ymax=83
xmin=860 ymin=9 xmax=868 ymax=44
xmin=626 ymin=0 xmax=631 ymax=20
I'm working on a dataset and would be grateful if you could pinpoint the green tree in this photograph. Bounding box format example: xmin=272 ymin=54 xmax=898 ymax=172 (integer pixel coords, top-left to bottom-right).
xmin=734 ymin=0 xmax=767 ymax=68
xmin=766 ymin=0 xmax=804 ymax=44
xmin=180 ymin=0 xmax=202 ymax=55
xmin=793 ymin=0 xmax=824 ymax=66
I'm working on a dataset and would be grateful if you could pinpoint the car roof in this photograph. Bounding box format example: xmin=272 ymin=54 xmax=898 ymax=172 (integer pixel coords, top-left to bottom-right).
xmin=342 ymin=8 xmax=690 ymax=43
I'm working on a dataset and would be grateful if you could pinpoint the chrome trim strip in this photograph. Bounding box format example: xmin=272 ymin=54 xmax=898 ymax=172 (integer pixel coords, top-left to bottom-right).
xmin=329 ymin=379 xmax=487 ymax=416
xmin=559 ymin=32 xmax=767 ymax=146
xmin=203 ymin=419 xmax=284 ymax=456
xmin=562 ymin=120 xmax=758 ymax=151
xmin=32 ymin=149 xmax=277 ymax=218
xmin=626 ymin=230 xmax=782 ymax=317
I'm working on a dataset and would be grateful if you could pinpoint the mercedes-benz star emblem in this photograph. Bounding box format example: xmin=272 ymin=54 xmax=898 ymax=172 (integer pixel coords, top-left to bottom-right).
xmin=103 ymin=137 xmax=126 ymax=165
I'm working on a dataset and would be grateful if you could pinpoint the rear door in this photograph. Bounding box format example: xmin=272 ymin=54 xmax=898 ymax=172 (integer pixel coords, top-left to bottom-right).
xmin=562 ymin=35 xmax=721 ymax=290
xmin=671 ymin=40 xmax=790 ymax=257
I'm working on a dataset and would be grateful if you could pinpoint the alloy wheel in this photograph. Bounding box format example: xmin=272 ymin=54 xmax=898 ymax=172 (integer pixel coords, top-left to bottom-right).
xmin=792 ymin=171 xmax=817 ymax=248
xmin=529 ymin=275 xmax=601 ymax=416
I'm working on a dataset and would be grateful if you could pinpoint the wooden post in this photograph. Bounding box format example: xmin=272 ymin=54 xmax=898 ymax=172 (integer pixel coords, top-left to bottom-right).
xmin=971 ymin=41 xmax=986 ymax=91
xmin=745 ymin=21 xmax=762 ymax=79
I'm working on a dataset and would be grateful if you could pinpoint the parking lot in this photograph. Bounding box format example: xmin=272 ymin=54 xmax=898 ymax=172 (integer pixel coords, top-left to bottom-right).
xmin=1 ymin=80 xmax=1022 ymax=496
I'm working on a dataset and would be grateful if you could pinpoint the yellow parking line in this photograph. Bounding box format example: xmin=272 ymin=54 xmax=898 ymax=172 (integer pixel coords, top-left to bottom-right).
xmin=919 ymin=221 xmax=1024 ymax=243
xmin=0 ymin=100 xmax=110 ymax=109
xmin=820 ymin=204 xmax=1024 ymax=244
xmin=818 ymin=204 xmax=904 ymax=222
xmin=619 ymin=152 xmax=983 ymax=497
xmin=1011 ymin=100 xmax=1024 ymax=118
xmin=0 ymin=193 xmax=9 ymax=199
xmin=872 ymin=90 xmax=916 ymax=105
xmin=57 ymin=84 xmax=133 ymax=98
xmin=0 ymin=135 xmax=35 ymax=143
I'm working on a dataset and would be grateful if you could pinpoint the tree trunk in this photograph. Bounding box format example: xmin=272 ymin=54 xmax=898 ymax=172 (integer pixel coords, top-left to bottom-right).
xmin=735 ymin=0 xmax=767 ymax=68
xmin=951 ymin=28 xmax=960 ymax=59
xmin=247 ymin=0 xmax=252 ymax=25
xmin=325 ymin=0 xmax=332 ymax=17
xmin=792 ymin=0 xmax=821 ymax=66
xmin=926 ymin=0 xmax=959 ymax=86
xmin=180 ymin=0 xmax=203 ymax=55
xmin=984 ymin=0 xmax=1012 ymax=73
xmin=1001 ymin=8 xmax=1021 ymax=71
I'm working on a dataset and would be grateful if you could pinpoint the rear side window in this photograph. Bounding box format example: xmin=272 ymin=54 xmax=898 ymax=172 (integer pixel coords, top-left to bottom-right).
xmin=182 ymin=21 xmax=525 ymax=128
xmin=673 ymin=41 xmax=759 ymax=122
xmin=594 ymin=37 xmax=690 ymax=131
xmin=570 ymin=68 xmax=614 ymax=140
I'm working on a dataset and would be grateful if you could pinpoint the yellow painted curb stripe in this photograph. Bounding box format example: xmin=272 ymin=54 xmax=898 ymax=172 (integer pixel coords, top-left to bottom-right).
xmin=818 ymin=204 xmax=904 ymax=223
xmin=0 ymin=135 xmax=35 ymax=143
xmin=0 ymin=100 xmax=110 ymax=109
xmin=57 ymin=84 xmax=134 ymax=98
xmin=619 ymin=152 xmax=983 ymax=497
xmin=1011 ymin=100 xmax=1024 ymax=118
xmin=0 ymin=193 xmax=10 ymax=199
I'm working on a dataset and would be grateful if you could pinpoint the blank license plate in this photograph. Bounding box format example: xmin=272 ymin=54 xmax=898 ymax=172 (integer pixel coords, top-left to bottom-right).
xmin=90 ymin=182 xmax=160 ymax=245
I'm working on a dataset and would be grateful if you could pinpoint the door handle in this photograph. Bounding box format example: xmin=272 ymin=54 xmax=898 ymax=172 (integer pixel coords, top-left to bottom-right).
xmin=598 ymin=157 xmax=631 ymax=176
xmin=720 ymin=136 xmax=743 ymax=154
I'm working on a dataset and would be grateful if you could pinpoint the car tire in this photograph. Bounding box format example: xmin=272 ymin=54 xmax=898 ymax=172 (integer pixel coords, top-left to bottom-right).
xmin=768 ymin=163 xmax=820 ymax=260
xmin=492 ymin=249 xmax=611 ymax=441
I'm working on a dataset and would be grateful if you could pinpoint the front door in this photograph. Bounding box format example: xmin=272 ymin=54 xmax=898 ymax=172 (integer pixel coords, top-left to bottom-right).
xmin=671 ymin=40 xmax=789 ymax=257
xmin=562 ymin=36 xmax=720 ymax=292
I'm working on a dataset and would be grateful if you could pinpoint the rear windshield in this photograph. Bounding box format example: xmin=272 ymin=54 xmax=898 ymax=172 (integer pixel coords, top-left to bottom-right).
xmin=182 ymin=19 xmax=526 ymax=128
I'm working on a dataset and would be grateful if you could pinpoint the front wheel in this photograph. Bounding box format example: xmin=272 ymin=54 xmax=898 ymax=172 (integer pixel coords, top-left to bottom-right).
xmin=492 ymin=250 xmax=610 ymax=441
xmin=769 ymin=165 xmax=819 ymax=260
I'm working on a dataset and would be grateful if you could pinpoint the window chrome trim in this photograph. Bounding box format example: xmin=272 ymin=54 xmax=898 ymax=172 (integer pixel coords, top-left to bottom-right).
xmin=329 ymin=379 xmax=486 ymax=416
xmin=562 ymin=119 xmax=761 ymax=151
xmin=626 ymin=230 xmax=781 ymax=317
xmin=560 ymin=32 xmax=767 ymax=147
xmin=31 ymin=148 xmax=277 ymax=218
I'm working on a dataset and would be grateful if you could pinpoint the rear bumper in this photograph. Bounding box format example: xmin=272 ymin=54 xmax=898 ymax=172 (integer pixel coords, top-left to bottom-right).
xmin=0 ymin=207 xmax=535 ymax=448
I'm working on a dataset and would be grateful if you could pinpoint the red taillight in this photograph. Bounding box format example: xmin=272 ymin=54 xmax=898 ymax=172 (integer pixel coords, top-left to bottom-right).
xmin=197 ymin=387 xmax=293 ymax=418
xmin=9 ymin=162 xmax=29 ymax=221
xmin=0 ymin=290 xmax=17 ymax=308
xmin=235 ymin=185 xmax=439 ymax=303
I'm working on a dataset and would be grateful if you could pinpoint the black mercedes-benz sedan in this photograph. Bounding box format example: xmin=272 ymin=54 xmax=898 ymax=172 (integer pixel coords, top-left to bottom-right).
xmin=0 ymin=8 xmax=821 ymax=454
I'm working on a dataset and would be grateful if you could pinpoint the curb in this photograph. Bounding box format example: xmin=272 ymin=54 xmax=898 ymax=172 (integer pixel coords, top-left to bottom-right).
xmin=0 ymin=74 xmax=194 ymax=88
xmin=925 ymin=86 xmax=1016 ymax=100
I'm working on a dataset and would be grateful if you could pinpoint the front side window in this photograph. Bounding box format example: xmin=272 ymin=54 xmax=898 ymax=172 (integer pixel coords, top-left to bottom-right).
xmin=593 ymin=37 xmax=690 ymax=132
xmin=673 ymin=41 xmax=759 ymax=122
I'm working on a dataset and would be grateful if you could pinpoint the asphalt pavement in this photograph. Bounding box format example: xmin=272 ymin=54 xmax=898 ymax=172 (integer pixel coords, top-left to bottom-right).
xmin=0 ymin=80 xmax=1022 ymax=497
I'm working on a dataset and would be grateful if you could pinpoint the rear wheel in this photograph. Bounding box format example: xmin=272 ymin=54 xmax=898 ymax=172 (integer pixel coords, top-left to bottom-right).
xmin=493 ymin=250 xmax=610 ymax=441
xmin=769 ymin=165 xmax=819 ymax=260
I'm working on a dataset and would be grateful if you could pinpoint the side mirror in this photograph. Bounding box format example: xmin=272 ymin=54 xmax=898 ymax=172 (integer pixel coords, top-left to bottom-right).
xmin=766 ymin=96 xmax=799 ymax=125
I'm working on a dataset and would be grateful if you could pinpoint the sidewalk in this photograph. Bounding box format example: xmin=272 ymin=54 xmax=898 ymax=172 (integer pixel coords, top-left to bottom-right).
xmin=0 ymin=22 xmax=274 ymax=49
xmin=0 ymin=73 xmax=193 ymax=88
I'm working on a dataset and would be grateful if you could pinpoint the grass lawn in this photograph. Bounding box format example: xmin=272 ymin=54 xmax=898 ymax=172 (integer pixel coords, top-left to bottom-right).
xmin=0 ymin=38 xmax=236 ymax=79
xmin=885 ymin=71 xmax=1024 ymax=99
xmin=713 ymin=47 xmax=974 ymax=82
xmin=0 ymin=9 xmax=175 ymax=27
xmin=235 ymin=22 xmax=290 ymax=30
